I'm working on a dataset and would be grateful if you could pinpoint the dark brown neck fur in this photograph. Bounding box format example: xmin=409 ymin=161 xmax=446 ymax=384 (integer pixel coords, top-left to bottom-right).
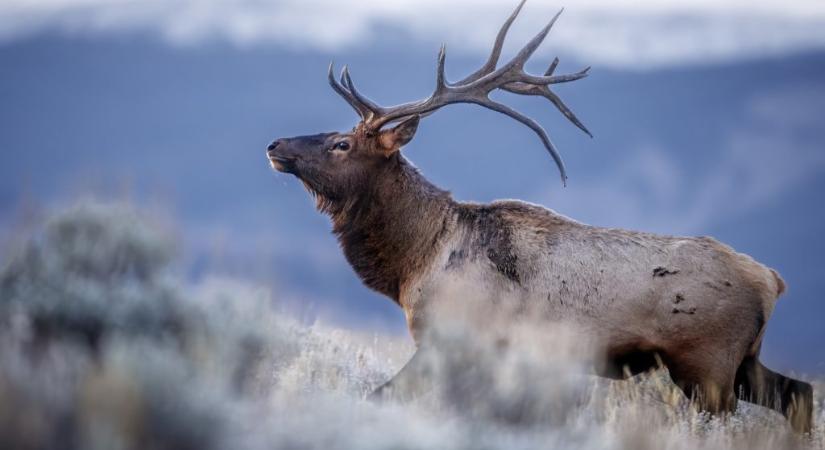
xmin=324 ymin=154 xmax=454 ymax=303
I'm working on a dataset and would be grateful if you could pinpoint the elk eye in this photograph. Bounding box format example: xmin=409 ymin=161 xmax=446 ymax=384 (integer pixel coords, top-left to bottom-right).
xmin=332 ymin=141 xmax=351 ymax=151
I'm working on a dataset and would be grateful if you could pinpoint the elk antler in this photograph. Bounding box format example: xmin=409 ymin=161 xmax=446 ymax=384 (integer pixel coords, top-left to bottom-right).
xmin=327 ymin=0 xmax=591 ymax=185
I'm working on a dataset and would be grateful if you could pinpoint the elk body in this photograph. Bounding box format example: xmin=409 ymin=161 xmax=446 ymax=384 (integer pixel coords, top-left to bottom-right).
xmin=266 ymin=1 xmax=813 ymax=433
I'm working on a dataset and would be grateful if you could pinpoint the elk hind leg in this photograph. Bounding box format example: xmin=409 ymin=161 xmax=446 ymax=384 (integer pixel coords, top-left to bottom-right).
xmin=735 ymin=356 xmax=813 ymax=433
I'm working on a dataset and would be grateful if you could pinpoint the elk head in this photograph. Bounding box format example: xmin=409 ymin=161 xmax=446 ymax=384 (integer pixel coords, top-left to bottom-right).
xmin=267 ymin=0 xmax=591 ymax=209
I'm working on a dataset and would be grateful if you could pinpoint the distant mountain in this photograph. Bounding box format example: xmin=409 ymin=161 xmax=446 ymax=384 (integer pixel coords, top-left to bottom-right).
xmin=1 ymin=35 xmax=824 ymax=372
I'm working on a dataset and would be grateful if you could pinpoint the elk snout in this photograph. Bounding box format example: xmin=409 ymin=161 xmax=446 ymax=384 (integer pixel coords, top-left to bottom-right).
xmin=266 ymin=138 xmax=296 ymax=173
xmin=267 ymin=139 xmax=286 ymax=154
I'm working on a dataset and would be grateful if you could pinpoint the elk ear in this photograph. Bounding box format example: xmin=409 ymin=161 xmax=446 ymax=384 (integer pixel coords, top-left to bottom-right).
xmin=378 ymin=115 xmax=419 ymax=155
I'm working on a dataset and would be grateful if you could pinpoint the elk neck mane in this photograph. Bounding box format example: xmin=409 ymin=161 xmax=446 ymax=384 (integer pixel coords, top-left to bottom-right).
xmin=317 ymin=153 xmax=455 ymax=302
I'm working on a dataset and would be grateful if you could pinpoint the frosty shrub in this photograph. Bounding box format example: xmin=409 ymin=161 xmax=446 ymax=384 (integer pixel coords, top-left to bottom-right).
xmin=0 ymin=202 xmax=183 ymax=349
xmin=0 ymin=201 xmax=822 ymax=450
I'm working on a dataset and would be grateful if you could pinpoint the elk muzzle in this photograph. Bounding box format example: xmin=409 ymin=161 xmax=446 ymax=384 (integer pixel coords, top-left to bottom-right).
xmin=266 ymin=138 xmax=297 ymax=173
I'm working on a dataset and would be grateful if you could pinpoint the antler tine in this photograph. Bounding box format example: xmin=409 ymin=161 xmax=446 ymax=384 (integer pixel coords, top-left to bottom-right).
xmin=517 ymin=66 xmax=589 ymax=86
xmin=545 ymin=57 xmax=560 ymax=76
xmin=341 ymin=66 xmax=382 ymax=120
xmin=328 ymin=61 xmax=372 ymax=119
xmin=456 ymin=0 xmax=526 ymax=85
xmin=499 ymin=8 xmax=563 ymax=74
xmin=502 ymin=81 xmax=592 ymax=137
xmin=435 ymin=44 xmax=448 ymax=93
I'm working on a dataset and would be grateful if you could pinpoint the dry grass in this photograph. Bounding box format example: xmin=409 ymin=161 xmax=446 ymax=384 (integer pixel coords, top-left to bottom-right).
xmin=0 ymin=201 xmax=821 ymax=450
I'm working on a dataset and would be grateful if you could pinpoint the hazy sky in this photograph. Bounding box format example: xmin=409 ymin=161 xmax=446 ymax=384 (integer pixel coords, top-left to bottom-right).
xmin=3 ymin=0 xmax=825 ymax=67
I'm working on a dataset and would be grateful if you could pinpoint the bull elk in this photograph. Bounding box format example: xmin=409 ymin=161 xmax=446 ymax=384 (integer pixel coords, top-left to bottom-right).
xmin=266 ymin=1 xmax=813 ymax=432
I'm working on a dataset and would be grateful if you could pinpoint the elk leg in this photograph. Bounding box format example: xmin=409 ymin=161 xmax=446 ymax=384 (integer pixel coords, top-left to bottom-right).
xmin=369 ymin=347 xmax=434 ymax=402
xmin=735 ymin=356 xmax=813 ymax=433
xmin=665 ymin=353 xmax=738 ymax=415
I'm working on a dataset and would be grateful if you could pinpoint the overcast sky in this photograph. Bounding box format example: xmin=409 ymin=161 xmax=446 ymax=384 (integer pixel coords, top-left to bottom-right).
xmin=3 ymin=0 xmax=825 ymax=68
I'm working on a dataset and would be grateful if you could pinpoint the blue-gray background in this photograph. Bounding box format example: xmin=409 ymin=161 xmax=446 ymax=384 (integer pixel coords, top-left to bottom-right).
xmin=1 ymin=1 xmax=824 ymax=373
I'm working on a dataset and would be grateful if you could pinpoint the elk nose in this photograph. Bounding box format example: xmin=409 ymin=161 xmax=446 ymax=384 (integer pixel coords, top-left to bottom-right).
xmin=267 ymin=140 xmax=282 ymax=152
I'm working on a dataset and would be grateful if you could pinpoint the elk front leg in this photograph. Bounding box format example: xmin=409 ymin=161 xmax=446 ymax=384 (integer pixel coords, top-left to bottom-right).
xmin=369 ymin=347 xmax=435 ymax=402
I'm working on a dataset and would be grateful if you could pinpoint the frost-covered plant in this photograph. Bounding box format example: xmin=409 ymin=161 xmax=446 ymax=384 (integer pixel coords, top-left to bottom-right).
xmin=0 ymin=202 xmax=184 ymax=348
xmin=0 ymin=201 xmax=398 ymax=449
